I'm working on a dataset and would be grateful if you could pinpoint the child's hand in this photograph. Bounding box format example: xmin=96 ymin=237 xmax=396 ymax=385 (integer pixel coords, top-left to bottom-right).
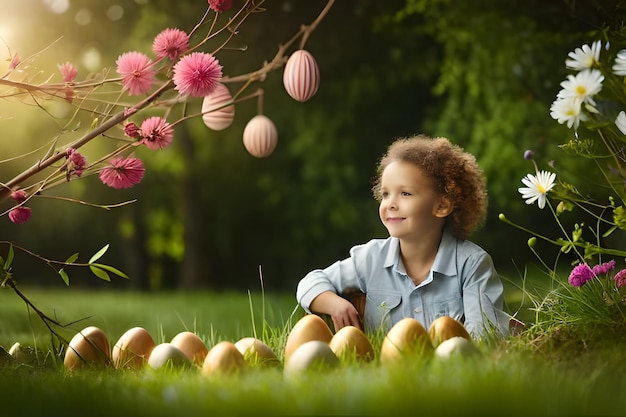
xmin=328 ymin=297 xmax=362 ymax=331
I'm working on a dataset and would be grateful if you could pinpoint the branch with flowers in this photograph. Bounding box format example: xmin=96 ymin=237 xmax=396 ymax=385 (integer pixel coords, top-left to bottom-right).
xmin=499 ymin=37 xmax=626 ymax=334
xmin=0 ymin=0 xmax=334 ymax=340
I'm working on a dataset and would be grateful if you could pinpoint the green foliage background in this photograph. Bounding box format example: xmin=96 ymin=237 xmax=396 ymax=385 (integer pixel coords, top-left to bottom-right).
xmin=2 ymin=0 xmax=625 ymax=292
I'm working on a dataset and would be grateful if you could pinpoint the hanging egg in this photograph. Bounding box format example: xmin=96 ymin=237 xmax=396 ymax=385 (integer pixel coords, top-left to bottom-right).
xmin=147 ymin=343 xmax=191 ymax=370
xmin=283 ymin=340 xmax=339 ymax=375
xmin=428 ymin=316 xmax=471 ymax=348
xmin=434 ymin=336 xmax=481 ymax=360
xmin=283 ymin=49 xmax=320 ymax=102
xmin=380 ymin=318 xmax=433 ymax=365
xmin=64 ymin=326 xmax=111 ymax=370
xmin=242 ymin=114 xmax=278 ymax=158
xmin=329 ymin=325 xmax=374 ymax=362
xmin=112 ymin=327 xmax=156 ymax=369
xmin=284 ymin=314 xmax=334 ymax=362
xmin=201 ymin=341 xmax=245 ymax=375
xmin=170 ymin=331 xmax=209 ymax=367
xmin=201 ymin=83 xmax=235 ymax=131
xmin=234 ymin=337 xmax=280 ymax=367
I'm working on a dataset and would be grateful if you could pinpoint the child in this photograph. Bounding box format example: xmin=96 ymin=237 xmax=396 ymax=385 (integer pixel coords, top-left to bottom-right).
xmin=296 ymin=134 xmax=510 ymax=338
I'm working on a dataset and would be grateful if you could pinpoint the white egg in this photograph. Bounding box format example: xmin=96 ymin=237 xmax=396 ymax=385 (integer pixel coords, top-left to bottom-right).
xmin=148 ymin=343 xmax=191 ymax=370
xmin=434 ymin=336 xmax=481 ymax=360
xmin=283 ymin=340 xmax=339 ymax=375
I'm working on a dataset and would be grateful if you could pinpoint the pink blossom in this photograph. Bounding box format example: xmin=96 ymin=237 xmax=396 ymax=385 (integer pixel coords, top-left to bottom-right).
xmin=58 ymin=61 xmax=77 ymax=83
xmin=10 ymin=190 xmax=27 ymax=203
xmin=65 ymin=148 xmax=87 ymax=177
xmin=153 ymin=28 xmax=189 ymax=61
xmin=9 ymin=206 xmax=32 ymax=224
xmin=568 ymin=263 xmax=594 ymax=287
xmin=592 ymin=259 xmax=616 ymax=276
xmin=172 ymin=52 xmax=222 ymax=97
xmin=99 ymin=156 xmax=145 ymax=189
xmin=9 ymin=52 xmax=19 ymax=70
xmin=124 ymin=122 xmax=140 ymax=138
xmin=140 ymin=117 xmax=174 ymax=150
xmin=615 ymin=269 xmax=626 ymax=288
xmin=116 ymin=51 xmax=157 ymax=96
xmin=208 ymin=0 xmax=232 ymax=12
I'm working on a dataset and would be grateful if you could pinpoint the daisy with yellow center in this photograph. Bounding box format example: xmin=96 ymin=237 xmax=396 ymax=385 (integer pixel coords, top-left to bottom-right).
xmin=518 ymin=170 xmax=556 ymax=209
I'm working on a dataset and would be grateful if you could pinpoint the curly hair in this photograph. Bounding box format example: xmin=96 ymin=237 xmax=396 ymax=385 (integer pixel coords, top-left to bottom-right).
xmin=371 ymin=134 xmax=488 ymax=240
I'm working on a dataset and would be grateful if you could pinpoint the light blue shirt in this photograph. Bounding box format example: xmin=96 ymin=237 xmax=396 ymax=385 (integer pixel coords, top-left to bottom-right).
xmin=296 ymin=230 xmax=510 ymax=338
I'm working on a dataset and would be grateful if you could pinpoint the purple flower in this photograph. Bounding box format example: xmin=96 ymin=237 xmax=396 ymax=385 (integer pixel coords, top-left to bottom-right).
xmin=615 ymin=269 xmax=626 ymax=288
xmin=568 ymin=263 xmax=594 ymax=287
xmin=592 ymin=259 xmax=616 ymax=276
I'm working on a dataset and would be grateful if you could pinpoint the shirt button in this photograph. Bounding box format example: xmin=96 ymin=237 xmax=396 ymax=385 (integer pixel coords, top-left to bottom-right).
xmin=414 ymin=308 xmax=421 ymax=313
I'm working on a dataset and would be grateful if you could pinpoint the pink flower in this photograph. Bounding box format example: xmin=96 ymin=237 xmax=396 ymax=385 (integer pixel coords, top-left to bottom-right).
xmin=9 ymin=206 xmax=32 ymax=224
xmin=65 ymin=148 xmax=87 ymax=178
xmin=172 ymin=52 xmax=222 ymax=97
xmin=140 ymin=117 xmax=174 ymax=150
xmin=58 ymin=61 xmax=77 ymax=83
xmin=592 ymin=259 xmax=616 ymax=276
xmin=208 ymin=0 xmax=232 ymax=12
xmin=9 ymin=52 xmax=19 ymax=70
xmin=615 ymin=269 xmax=626 ymax=288
xmin=124 ymin=121 xmax=140 ymax=138
xmin=10 ymin=190 xmax=27 ymax=204
xmin=568 ymin=263 xmax=594 ymax=287
xmin=153 ymin=28 xmax=189 ymax=61
xmin=99 ymin=156 xmax=145 ymax=189
xmin=116 ymin=51 xmax=156 ymax=96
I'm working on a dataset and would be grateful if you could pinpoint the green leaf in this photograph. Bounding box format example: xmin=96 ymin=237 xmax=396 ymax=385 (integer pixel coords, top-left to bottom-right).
xmin=65 ymin=253 xmax=79 ymax=264
xmin=89 ymin=244 xmax=109 ymax=264
xmin=89 ymin=265 xmax=111 ymax=282
xmin=5 ymin=244 xmax=14 ymax=270
xmin=58 ymin=269 xmax=70 ymax=286
xmin=90 ymin=263 xmax=129 ymax=279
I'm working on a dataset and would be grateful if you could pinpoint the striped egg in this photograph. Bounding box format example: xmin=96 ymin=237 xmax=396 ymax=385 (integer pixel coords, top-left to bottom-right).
xmin=283 ymin=50 xmax=320 ymax=102
xmin=201 ymin=83 xmax=235 ymax=131
xmin=242 ymin=114 xmax=278 ymax=158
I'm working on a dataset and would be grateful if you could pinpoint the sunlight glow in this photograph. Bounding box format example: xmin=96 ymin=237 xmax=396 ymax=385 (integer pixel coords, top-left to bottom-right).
xmin=43 ymin=0 xmax=70 ymax=14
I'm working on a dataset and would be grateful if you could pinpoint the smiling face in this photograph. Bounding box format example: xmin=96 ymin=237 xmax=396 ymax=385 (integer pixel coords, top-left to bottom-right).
xmin=378 ymin=161 xmax=452 ymax=241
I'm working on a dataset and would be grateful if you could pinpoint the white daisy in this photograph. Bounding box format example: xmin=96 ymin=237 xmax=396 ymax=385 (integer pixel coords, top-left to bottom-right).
xmin=565 ymin=40 xmax=602 ymax=70
xmin=556 ymin=69 xmax=604 ymax=105
xmin=612 ymin=49 xmax=626 ymax=76
xmin=616 ymin=111 xmax=626 ymax=135
xmin=550 ymin=96 xmax=587 ymax=130
xmin=518 ymin=171 xmax=557 ymax=209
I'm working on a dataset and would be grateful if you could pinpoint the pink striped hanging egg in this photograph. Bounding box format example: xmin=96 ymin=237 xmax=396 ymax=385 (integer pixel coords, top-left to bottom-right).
xmin=242 ymin=115 xmax=278 ymax=158
xmin=283 ymin=50 xmax=320 ymax=102
xmin=201 ymin=83 xmax=235 ymax=131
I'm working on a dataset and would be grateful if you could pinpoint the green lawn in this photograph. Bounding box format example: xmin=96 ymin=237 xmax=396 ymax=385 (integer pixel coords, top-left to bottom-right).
xmin=2 ymin=285 xmax=626 ymax=416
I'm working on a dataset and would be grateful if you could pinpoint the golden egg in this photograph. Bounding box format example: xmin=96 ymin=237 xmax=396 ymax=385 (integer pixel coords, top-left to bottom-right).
xmin=147 ymin=343 xmax=191 ymax=370
xmin=64 ymin=326 xmax=111 ymax=370
xmin=380 ymin=318 xmax=433 ymax=365
xmin=202 ymin=341 xmax=245 ymax=375
xmin=284 ymin=340 xmax=339 ymax=375
xmin=201 ymin=82 xmax=235 ymax=131
xmin=170 ymin=331 xmax=208 ymax=367
xmin=242 ymin=115 xmax=278 ymax=158
xmin=234 ymin=337 xmax=280 ymax=367
xmin=329 ymin=326 xmax=374 ymax=362
xmin=284 ymin=314 xmax=334 ymax=362
xmin=283 ymin=49 xmax=320 ymax=102
xmin=428 ymin=316 xmax=471 ymax=347
xmin=112 ymin=327 xmax=155 ymax=369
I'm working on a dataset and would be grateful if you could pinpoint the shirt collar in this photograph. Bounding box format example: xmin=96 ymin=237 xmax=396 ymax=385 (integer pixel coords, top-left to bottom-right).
xmin=383 ymin=229 xmax=458 ymax=277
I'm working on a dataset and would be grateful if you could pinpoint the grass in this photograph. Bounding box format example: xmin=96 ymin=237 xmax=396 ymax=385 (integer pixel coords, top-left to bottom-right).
xmin=2 ymin=285 xmax=626 ymax=416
